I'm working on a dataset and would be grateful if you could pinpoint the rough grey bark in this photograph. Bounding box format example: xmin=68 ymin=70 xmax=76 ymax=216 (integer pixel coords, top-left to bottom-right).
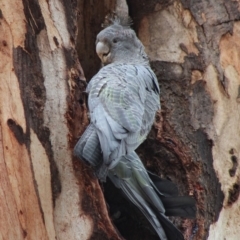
xmin=127 ymin=0 xmax=240 ymax=239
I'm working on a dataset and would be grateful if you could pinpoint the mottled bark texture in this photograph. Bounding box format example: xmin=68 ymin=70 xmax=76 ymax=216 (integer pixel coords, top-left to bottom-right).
xmin=0 ymin=0 xmax=122 ymax=239
xmin=127 ymin=0 xmax=240 ymax=239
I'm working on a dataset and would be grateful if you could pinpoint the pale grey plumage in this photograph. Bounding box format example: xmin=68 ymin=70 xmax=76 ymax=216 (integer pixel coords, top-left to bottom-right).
xmin=74 ymin=19 xmax=195 ymax=240
xmin=86 ymin=62 xmax=160 ymax=178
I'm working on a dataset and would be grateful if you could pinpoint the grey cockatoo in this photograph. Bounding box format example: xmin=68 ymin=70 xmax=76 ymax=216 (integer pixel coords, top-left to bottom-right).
xmin=74 ymin=17 xmax=196 ymax=240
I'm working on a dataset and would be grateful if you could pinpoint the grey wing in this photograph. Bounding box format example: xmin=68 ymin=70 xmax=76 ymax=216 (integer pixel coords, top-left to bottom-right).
xmin=88 ymin=64 xmax=160 ymax=178
xmin=98 ymin=65 xmax=159 ymax=141
xmin=96 ymin=66 xmax=145 ymax=133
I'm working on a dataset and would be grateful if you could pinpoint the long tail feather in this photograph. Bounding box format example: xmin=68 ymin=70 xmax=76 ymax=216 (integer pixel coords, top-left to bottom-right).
xmin=148 ymin=171 xmax=196 ymax=218
xmin=161 ymin=196 xmax=196 ymax=218
xmin=148 ymin=171 xmax=178 ymax=197
xmin=109 ymin=152 xmax=186 ymax=240
xmin=156 ymin=213 xmax=184 ymax=240
xmin=108 ymin=172 xmax=169 ymax=240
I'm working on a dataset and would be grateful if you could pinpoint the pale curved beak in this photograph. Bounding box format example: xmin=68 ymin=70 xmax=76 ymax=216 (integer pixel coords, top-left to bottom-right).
xmin=96 ymin=42 xmax=110 ymax=62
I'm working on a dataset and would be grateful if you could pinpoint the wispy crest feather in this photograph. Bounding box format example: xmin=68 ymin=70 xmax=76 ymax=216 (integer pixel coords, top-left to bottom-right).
xmin=102 ymin=12 xmax=133 ymax=28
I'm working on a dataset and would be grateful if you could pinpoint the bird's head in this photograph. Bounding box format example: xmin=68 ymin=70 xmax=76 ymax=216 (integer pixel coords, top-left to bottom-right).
xmin=96 ymin=16 xmax=148 ymax=65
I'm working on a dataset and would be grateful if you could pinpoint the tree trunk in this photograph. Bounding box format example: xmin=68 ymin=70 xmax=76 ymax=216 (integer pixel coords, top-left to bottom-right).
xmin=127 ymin=0 xmax=240 ymax=239
xmin=1 ymin=0 xmax=240 ymax=240
xmin=0 ymin=0 xmax=122 ymax=239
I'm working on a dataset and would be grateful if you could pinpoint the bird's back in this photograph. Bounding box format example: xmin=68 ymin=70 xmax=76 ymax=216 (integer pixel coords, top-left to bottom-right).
xmin=88 ymin=62 xmax=160 ymax=149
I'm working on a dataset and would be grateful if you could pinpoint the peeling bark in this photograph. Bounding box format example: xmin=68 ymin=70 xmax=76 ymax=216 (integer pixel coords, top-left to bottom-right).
xmin=127 ymin=0 xmax=240 ymax=239
xmin=0 ymin=0 xmax=121 ymax=239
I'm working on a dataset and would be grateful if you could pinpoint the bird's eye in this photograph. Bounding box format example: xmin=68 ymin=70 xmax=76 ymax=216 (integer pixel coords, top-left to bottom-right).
xmin=112 ymin=38 xmax=118 ymax=43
